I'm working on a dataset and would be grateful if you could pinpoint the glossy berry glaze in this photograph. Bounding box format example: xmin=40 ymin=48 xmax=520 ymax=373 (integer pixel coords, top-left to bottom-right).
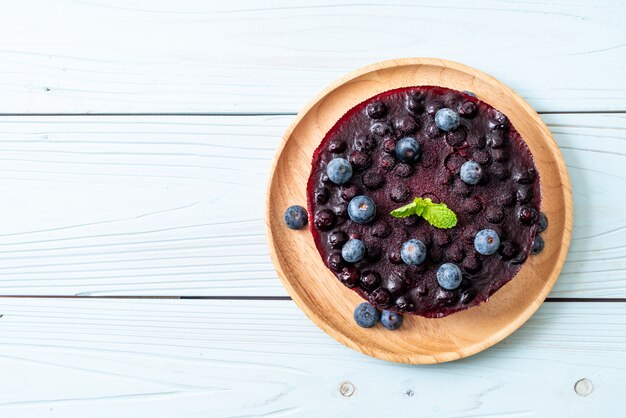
xmin=307 ymin=86 xmax=541 ymax=318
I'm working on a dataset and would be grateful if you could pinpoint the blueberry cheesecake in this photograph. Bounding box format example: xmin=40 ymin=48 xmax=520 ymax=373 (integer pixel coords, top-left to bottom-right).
xmin=303 ymin=86 xmax=545 ymax=318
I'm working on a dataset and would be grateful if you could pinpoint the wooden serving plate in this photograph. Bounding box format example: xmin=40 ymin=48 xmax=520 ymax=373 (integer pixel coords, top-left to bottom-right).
xmin=265 ymin=58 xmax=573 ymax=364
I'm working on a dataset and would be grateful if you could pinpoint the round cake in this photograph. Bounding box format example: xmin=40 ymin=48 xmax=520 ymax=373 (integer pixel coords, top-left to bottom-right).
xmin=306 ymin=86 xmax=542 ymax=318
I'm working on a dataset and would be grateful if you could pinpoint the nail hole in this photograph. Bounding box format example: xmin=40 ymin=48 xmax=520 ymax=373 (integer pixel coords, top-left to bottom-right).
xmin=575 ymin=378 xmax=593 ymax=397
xmin=339 ymin=381 xmax=355 ymax=397
xmin=405 ymin=389 xmax=415 ymax=397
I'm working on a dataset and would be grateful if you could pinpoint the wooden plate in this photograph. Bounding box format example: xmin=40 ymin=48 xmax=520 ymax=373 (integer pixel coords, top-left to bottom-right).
xmin=265 ymin=58 xmax=572 ymax=364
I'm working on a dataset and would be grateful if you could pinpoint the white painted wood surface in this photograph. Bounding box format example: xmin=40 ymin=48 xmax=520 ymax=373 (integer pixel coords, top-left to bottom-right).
xmin=0 ymin=298 xmax=623 ymax=417
xmin=0 ymin=0 xmax=624 ymax=415
xmin=0 ymin=0 xmax=624 ymax=113
xmin=0 ymin=113 xmax=622 ymax=297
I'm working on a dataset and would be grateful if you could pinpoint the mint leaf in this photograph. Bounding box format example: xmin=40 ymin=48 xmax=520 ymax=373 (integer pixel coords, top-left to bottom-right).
xmin=389 ymin=197 xmax=458 ymax=228
xmin=389 ymin=201 xmax=417 ymax=218
xmin=422 ymin=203 xmax=457 ymax=229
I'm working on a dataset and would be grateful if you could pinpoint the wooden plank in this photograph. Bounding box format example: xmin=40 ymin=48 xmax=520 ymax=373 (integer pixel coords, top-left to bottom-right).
xmin=0 ymin=0 xmax=624 ymax=113
xmin=0 ymin=113 xmax=622 ymax=297
xmin=0 ymin=298 xmax=622 ymax=417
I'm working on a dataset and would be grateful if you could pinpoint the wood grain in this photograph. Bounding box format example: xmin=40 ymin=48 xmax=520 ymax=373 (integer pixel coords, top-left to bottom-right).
xmin=0 ymin=298 xmax=623 ymax=417
xmin=0 ymin=0 xmax=624 ymax=113
xmin=0 ymin=113 xmax=620 ymax=297
xmin=266 ymin=58 xmax=572 ymax=363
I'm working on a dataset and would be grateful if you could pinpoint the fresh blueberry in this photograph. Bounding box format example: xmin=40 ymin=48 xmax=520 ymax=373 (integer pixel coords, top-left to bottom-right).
xmin=474 ymin=229 xmax=500 ymax=255
xmin=531 ymin=234 xmax=545 ymax=255
xmin=395 ymin=137 xmax=421 ymax=163
xmin=342 ymin=239 xmax=366 ymax=263
xmin=460 ymin=161 xmax=483 ymax=185
xmin=436 ymin=263 xmax=463 ymax=290
xmin=284 ymin=205 xmax=308 ymax=229
xmin=434 ymin=108 xmax=461 ymax=131
xmin=463 ymin=90 xmax=477 ymax=98
xmin=348 ymin=195 xmax=376 ymax=224
xmin=400 ymin=239 xmax=427 ymax=265
xmin=326 ymin=158 xmax=353 ymax=185
xmin=354 ymin=302 xmax=380 ymax=328
xmin=538 ymin=212 xmax=548 ymax=233
xmin=381 ymin=310 xmax=403 ymax=330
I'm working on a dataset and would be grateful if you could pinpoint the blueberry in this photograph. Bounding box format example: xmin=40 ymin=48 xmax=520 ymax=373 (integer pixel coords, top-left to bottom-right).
xmin=531 ymin=235 xmax=545 ymax=255
xmin=380 ymin=310 xmax=403 ymax=330
xmin=371 ymin=221 xmax=390 ymax=238
xmin=326 ymin=158 xmax=353 ymax=185
xmin=400 ymin=239 xmax=427 ymax=265
xmin=474 ymin=229 xmax=500 ymax=255
xmin=395 ymin=296 xmax=415 ymax=312
xmin=328 ymin=252 xmax=344 ymax=272
xmin=434 ymin=108 xmax=461 ymax=132
xmin=328 ymin=231 xmax=348 ymax=249
xmin=395 ymin=137 xmax=421 ymax=163
xmin=463 ymin=90 xmax=477 ymax=98
xmin=394 ymin=163 xmax=412 ymax=178
xmin=284 ymin=205 xmax=308 ymax=229
xmin=363 ymin=170 xmax=385 ymax=189
xmin=460 ymin=161 xmax=483 ymax=185
xmin=390 ymin=183 xmax=410 ymax=203
xmin=360 ymin=270 xmax=380 ymax=290
xmin=499 ymin=241 xmax=518 ymax=260
xmin=459 ymin=102 xmax=477 ymax=118
xmin=382 ymin=138 xmax=396 ymax=153
xmin=314 ymin=187 xmax=329 ymax=204
xmin=314 ymin=209 xmax=335 ymax=230
xmin=538 ymin=212 xmax=548 ymax=233
xmin=518 ymin=205 xmax=539 ymax=225
xmin=366 ymin=101 xmax=387 ymax=119
xmin=348 ymin=195 xmax=376 ymax=224
xmin=485 ymin=206 xmax=505 ymax=224
xmin=354 ymin=302 xmax=380 ymax=328
xmin=340 ymin=185 xmax=359 ymax=201
xmin=348 ymin=150 xmax=371 ymax=170
xmin=394 ymin=115 xmax=418 ymax=134
xmin=339 ymin=266 xmax=360 ymax=287
xmin=370 ymin=122 xmax=393 ymax=137
xmin=342 ymin=239 xmax=366 ymax=263
xmin=328 ymin=139 xmax=346 ymax=154
xmin=436 ymin=263 xmax=463 ymax=290
xmin=370 ymin=288 xmax=392 ymax=308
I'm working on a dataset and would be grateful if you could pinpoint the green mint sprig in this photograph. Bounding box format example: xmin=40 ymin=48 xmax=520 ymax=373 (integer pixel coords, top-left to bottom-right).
xmin=390 ymin=197 xmax=457 ymax=229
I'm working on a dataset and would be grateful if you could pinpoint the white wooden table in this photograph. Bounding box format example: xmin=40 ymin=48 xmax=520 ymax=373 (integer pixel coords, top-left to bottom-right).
xmin=0 ymin=1 xmax=625 ymax=416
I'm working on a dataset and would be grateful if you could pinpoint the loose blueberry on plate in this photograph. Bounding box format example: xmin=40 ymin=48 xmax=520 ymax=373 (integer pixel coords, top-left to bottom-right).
xmin=474 ymin=229 xmax=500 ymax=255
xmin=531 ymin=235 xmax=544 ymax=255
xmin=326 ymin=158 xmax=353 ymax=185
xmin=400 ymin=239 xmax=427 ymax=265
xmin=354 ymin=302 xmax=380 ymax=328
xmin=348 ymin=195 xmax=376 ymax=224
xmin=460 ymin=161 xmax=483 ymax=185
xmin=381 ymin=310 xmax=403 ymax=330
xmin=395 ymin=137 xmax=421 ymax=163
xmin=342 ymin=239 xmax=366 ymax=263
xmin=463 ymin=90 xmax=477 ymax=98
xmin=437 ymin=263 xmax=463 ymax=290
xmin=434 ymin=108 xmax=460 ymax=131
xmin=284 ymin=205 xmax=308 ymax=230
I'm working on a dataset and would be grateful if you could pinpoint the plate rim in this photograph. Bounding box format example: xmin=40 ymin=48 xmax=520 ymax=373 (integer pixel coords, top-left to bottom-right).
xmin=265 ymin=57 xmax=573 ymax=364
